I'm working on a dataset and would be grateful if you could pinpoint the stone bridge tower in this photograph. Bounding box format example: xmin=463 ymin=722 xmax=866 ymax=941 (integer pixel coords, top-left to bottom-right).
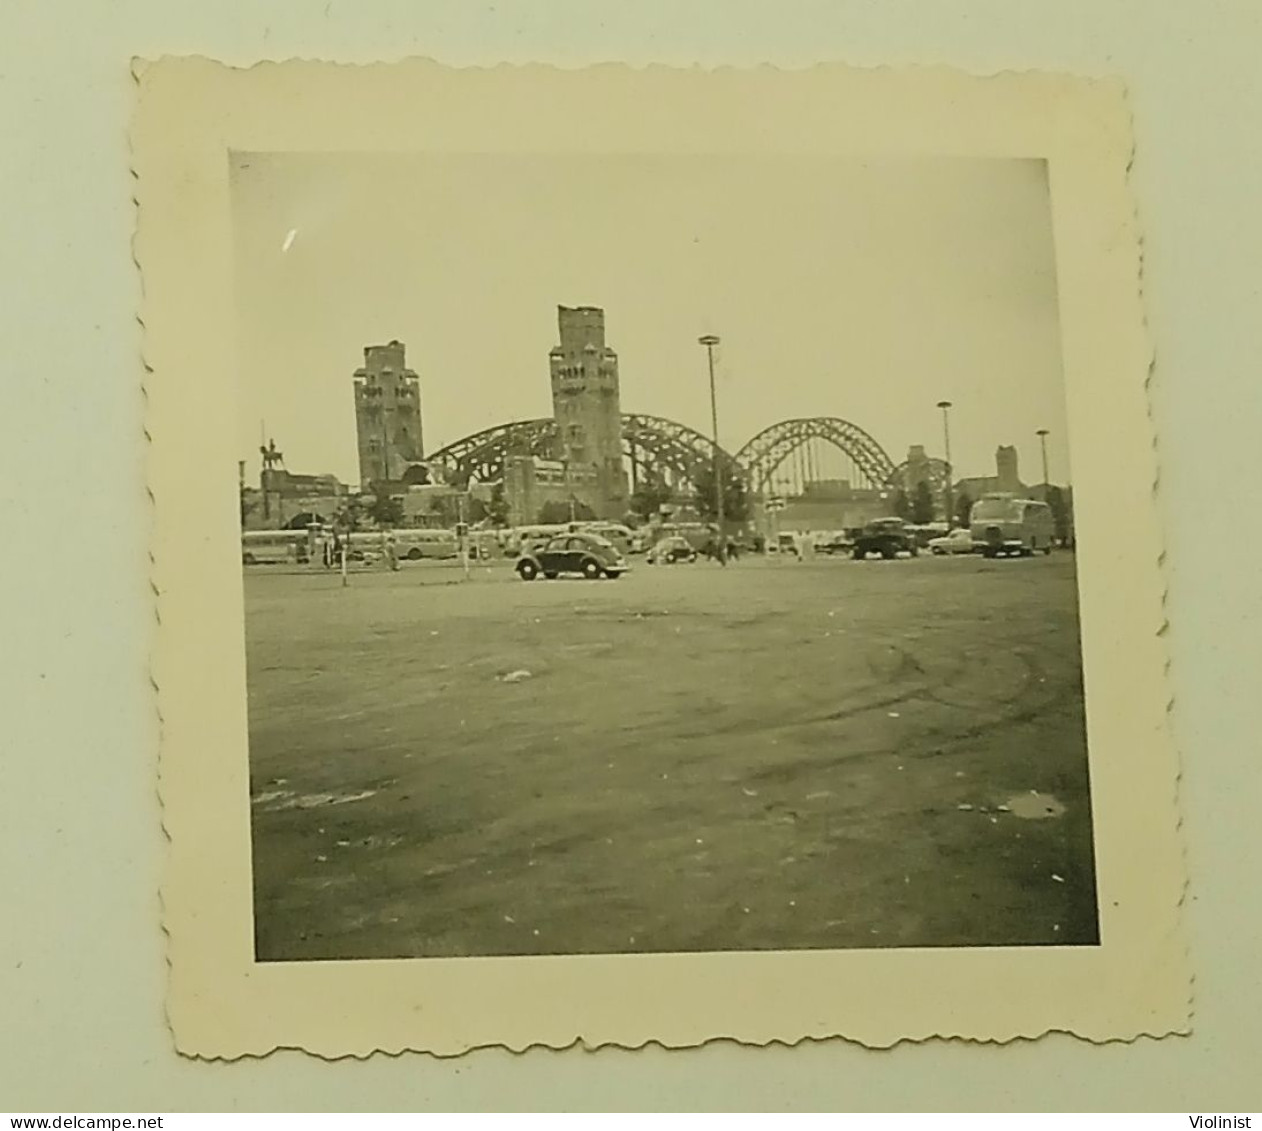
xmin=996 ymin=444 xmax=1022 ymax=494
xmin=353 ymin=340 xmax=424 ymax=488
xmin=548 ymin=306 xmax=628 ymax=518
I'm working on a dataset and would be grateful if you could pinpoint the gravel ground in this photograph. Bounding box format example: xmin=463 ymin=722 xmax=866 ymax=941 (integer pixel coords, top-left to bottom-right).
xmin=245 ymin=551 xmax=1099 ymax=960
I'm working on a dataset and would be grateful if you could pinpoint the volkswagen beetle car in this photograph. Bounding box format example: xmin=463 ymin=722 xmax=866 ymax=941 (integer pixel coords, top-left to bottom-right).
xmin=515 ymin=532 xmax=629 ymax=581
xmin=646 ymin=535 xmax=698 ymax=565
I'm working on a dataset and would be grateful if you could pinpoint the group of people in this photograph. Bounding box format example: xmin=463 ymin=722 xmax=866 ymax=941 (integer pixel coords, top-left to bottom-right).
xmin=317 ymin=530 xmax=344 ymax=569
xmin=699 ymin=537 xmax=744 ymax=564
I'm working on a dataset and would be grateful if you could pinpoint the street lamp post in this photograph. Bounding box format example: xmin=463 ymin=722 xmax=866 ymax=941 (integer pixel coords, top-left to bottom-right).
xmin=699 ymin=334 xmax=726 ymax=565
xmin=937 ymin=400 xmax=954 ymax=529
xmin=1036 ymin=429 xmax=1051 ymax=497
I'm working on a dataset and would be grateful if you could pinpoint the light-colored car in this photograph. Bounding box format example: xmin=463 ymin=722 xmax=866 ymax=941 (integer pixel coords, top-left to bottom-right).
xmin=928 ymin=528 xmax=977 ymax=556
xmin=646 ymin=536 xmax=698 ymax=565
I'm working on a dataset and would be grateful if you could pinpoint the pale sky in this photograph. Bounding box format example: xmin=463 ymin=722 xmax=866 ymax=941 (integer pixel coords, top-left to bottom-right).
xmin=231 ymin=152 xmax=1071 ymax=487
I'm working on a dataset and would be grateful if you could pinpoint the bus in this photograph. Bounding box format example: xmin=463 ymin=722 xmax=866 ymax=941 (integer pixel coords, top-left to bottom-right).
xmin=579 ymin=522 xmax=634 ymax=555
xmin=241 ymin=529 xmax=309 ymax=565
xmin=391 ymin=528 xmax=460 ymax=561
xmin=339 ymin=529 xmax=455 ymax=563
xmin=970 ymin=494 xmax=1055 ymax=558
xmin=507 ymin=524 xmax=571 ymax=555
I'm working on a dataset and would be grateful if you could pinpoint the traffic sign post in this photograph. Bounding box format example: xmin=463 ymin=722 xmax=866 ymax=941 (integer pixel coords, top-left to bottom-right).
xmin=765 ymin=495 xmax=785 ymax=559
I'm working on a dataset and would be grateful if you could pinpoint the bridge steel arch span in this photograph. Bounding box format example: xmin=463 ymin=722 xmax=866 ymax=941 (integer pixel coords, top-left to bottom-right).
xmin=736 ymin=417 xmax=897 ymax=494
xmin=428 ymin=418 xmax=555 ymax=487
xmin=622 ymin=413 xmax=742 ymax=492
xmin=430 ymin=413 xmax=744 ymax=494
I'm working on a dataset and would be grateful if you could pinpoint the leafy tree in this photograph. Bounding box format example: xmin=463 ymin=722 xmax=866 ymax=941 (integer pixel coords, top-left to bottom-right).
xmin=911 ymin=481 xmax=936 ymax=525
xmin=954 ymin=488 xmax=974 ymax=528
xmin=692 ymin=465 xmax=751 ymax=526
xmin=335 ymin=495 xmax=366 ymax=533
xmin=538 ymin=498 xmax=596 ymax=525
xmin=891 ymin=488 xmax=912 ymax=521
xmin=1046 ymin=485 xmax=1073 ymax=546
xmin=239 ymin=491 xmax=256 ymax=528
xmin=629 ymin=476 xmax=674 ymax=520
xmin=367 ymin=494 xmax=405 ymax=528
xmin=487 ymin=482 xmax=510 ymax=527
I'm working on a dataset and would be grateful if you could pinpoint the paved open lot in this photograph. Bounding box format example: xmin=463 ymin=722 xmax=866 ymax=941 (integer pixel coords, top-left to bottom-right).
xmin=246 ymin=551 xmax=1099 ymax=960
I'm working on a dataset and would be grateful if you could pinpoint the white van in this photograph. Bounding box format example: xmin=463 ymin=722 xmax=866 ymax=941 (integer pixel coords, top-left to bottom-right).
xmin=970 ymin=495 xmax=1055 ymax=558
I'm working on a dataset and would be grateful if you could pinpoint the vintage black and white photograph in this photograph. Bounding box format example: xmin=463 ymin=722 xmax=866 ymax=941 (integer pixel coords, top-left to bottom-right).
xmin=232 ymin=150 xmax=1100 ymax=962
xmin=138 ymin=58 xmax=1188 ymax=1055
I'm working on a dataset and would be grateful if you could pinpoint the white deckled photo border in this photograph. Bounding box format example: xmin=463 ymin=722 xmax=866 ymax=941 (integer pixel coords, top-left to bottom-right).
xmin=134 ymin=58 xmax=1188 ymax=1058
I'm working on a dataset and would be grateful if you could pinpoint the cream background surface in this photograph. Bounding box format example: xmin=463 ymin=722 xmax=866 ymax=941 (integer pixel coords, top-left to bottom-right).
xmin=3 ymin=0 xmax=1261 ymax=1112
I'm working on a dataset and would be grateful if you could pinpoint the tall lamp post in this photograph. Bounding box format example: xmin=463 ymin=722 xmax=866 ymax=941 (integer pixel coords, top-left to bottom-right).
xmin=936 ymin=400 xmax=954 ymax=528
xmin=1036 ymin=429 xmax=1051 ymax=497
xmin=699 ymin=334 xmax=726 ymax=565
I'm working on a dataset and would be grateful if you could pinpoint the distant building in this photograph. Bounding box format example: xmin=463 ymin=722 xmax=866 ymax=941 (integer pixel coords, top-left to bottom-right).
xmin=246 ymin=469 xmax=349 ymax=531
xmin=904 ymin=445 xmax=934 ymax=493
xmin=353 ymin=340 xmax=425 ymax=488
xmin=996 ymin=445 xmax=1021 ymax=494
xmin=399 ymin=481 xmax=493 ymax=529
xmin=764 ymin=480 xmax=891 ymax=532
xmin=956 ymin=445 xmax=1030 ymax=503
xmin=802 ymin=478 xmax=855 ymax=497
xmin=504 ymin=455 xmax=600 ymax=528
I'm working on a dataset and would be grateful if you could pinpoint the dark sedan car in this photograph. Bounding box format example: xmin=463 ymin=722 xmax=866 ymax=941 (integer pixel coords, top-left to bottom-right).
xmin=852 ymin=517 xmax=919 ymax=560
xmin=515 ymin=532 xmax=629 ymax=581
xmin=646 ymin=535 xmax=698 ymax=565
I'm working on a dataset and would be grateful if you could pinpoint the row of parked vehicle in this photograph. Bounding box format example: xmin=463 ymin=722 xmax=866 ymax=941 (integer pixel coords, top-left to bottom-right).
xmin=848 ymin=496 xmax=1060 ymax=560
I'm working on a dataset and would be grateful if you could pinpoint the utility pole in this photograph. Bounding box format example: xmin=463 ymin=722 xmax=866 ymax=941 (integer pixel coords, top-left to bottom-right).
xmin=457 ymin=494 xmax=471 ymax=581
xmin=699 ymin=334 xmax=726 ymax=565
xmin=1036 ymin=429 xmax=1051 ymax=497
xmin=937 ymin=401 xmax=954 ymax=529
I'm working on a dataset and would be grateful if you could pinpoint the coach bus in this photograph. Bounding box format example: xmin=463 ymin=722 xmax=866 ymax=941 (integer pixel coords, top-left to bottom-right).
xmin=970 ymin=494 xmax=1056 ymax=558
xmin=579 ymin=522 xmax=634 ymax=555
xmin=392 ymin=528 xmax=460 ymax=561
xmin=507 ymin=524 xmax=570 ymax=554
xmin=241 ymin=529 xmax=309 ymax=565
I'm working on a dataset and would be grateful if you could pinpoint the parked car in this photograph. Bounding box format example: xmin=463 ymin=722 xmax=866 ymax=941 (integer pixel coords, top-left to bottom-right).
xmin=927 ymin=528 xmax=977 ymax=556
xmin=852 ymin=518 xmax=919 ymax=560
xmin=646 ymin=535 xmax=698 ymax=565
xmin=907 ymin=523 xmax=949 ymax=550
xmin=771 ymin=532 xmax=801 ymax=557
xmin=814 ymin=533 xmax=855 ymax=556
xmin=515 ymin=532 xmax=629 ymax=580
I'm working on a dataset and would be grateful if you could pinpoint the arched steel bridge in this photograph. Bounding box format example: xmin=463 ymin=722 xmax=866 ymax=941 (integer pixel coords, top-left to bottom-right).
xmin=427 ymin=413 xmax=931 ymax=497
xmin=736 ymin=418 xmax=895 ymax=492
